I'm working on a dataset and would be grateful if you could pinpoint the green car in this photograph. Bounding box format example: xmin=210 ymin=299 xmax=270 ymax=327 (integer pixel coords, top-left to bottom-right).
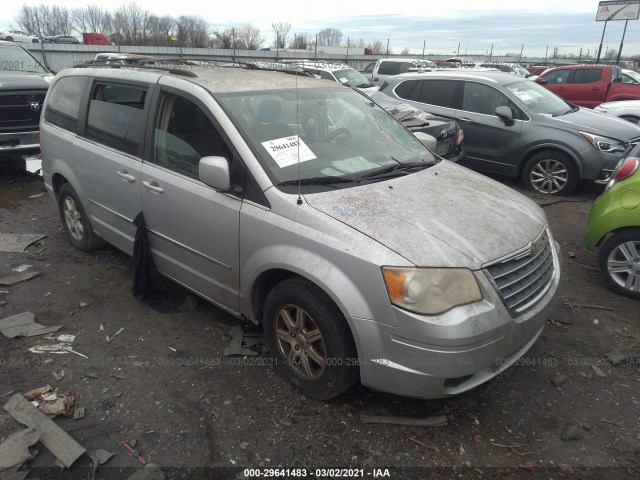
xmin=585 ymin=149 xmax=640 ymax=299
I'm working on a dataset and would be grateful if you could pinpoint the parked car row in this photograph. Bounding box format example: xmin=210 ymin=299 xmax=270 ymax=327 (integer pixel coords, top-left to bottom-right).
xmin=0 ymin=31 xmax=110 ymax=44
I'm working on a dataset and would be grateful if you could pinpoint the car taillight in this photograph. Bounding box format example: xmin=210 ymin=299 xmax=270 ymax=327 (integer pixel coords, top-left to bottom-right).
xmin=455 ymin=128 xmax=464 ymax=146
xmin=606 ymin=157 xmax=639 ymax=190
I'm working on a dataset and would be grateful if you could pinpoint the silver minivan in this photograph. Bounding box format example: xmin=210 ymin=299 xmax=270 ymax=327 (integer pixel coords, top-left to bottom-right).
xmin=40 ymin=65 xmax=561 ymax=400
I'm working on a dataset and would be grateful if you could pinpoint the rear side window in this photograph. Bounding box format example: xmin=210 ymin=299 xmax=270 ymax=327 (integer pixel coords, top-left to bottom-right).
xmin=573 ymin=69 xmax=602 ymax=84
xmin=86 ymin=83 xmax=147 ymax=155
xmin=416 ymin=80 xmax=459 ymax=108
xmin=394 ymin=80 xmax=420 ymax=100
xmin=45 ymin=76 xmax=87 ymax=131
xmin=543 ymin=70 xmax=571 ymax=84
xmin=377 ymin=61 xmax=400 ymax=76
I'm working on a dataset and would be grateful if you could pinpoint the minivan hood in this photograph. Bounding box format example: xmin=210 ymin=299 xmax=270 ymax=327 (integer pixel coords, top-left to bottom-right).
xmin=548 ymin=106 xmax=640 ymax=140
xmin=304 ymin=162 xmax=546 ymax=269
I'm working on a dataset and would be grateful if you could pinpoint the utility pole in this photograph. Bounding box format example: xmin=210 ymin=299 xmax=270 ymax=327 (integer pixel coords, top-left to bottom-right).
xmin=386 ymin=38 xmax=389 ymax=57
xmin=456 ymin=42 xmax=460 ymax=56
xmin=346 ymin=36 xmax=349 ymax=64
xmin=422 ymin=40 xmax=425 ymax=59
xmin=489 ymin=43 xmax=493 ymax=61
xmin=518 ymin=44 xmax=524 ymax=63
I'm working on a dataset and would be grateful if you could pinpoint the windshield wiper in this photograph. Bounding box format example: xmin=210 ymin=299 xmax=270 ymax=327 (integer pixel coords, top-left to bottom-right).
xmin=354 ymin=160 xmax=433 ymax=182
xmin=278 ymin=176 xmax=356 ymax=186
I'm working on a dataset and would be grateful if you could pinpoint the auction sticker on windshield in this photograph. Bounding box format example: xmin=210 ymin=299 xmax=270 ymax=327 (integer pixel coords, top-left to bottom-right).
xmin=262 ymin=136 xmax=316 ymax=168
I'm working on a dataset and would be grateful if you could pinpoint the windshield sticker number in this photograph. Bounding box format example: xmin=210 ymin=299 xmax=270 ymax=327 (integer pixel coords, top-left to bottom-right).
xmin=262 ymin=136 xmax=316 ymax=168
xmin=514 ymin=91 xmax=534 ymax=103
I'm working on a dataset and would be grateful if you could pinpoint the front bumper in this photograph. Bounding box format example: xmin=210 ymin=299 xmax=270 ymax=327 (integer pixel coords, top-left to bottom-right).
xmin=0 ymin=130 xmax=40 ymax=155
xmin=352 ymin=240 xmax=561 ymax=399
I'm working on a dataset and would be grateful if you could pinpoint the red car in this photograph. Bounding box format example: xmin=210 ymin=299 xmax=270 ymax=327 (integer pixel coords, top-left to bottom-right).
xmin=535 ymin=64 xmax=640 ymax=108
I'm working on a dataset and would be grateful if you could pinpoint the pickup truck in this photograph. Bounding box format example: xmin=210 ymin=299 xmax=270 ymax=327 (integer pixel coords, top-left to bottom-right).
xmin=535 ymin=65 xmax=640 ymax=108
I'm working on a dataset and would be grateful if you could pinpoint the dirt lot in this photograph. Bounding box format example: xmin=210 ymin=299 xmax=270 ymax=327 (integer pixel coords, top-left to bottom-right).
xmin=1 ymin=164 xmax=639 ymax=480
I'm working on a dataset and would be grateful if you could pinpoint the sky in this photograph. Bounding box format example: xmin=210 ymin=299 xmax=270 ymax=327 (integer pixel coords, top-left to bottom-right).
xmin=2 ymin=0 xmax=640 ymax=58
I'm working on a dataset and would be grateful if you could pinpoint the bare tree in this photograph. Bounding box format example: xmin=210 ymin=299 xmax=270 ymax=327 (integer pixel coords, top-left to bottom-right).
xmin=400 ymin=47 xmax=410 ymax=55
xmin=367 ymin=40 xmax=385 ymax=54
xmin=236 ymin=24 xmax=263 ymax=49
xmin=317 ymin=28 xmax=342 ymax=47
xmin=72 ymin=6 xmax=113 ymax=35
xmin=15 ymin=5 xmax=72 ymax=36
xmin=290 ymin=33 xmax=310 ymax=50
xmin=271 ymin=21 xmax=291 ymax=48
xmin=112 ymin=2 xmax=148 ymax=45
xmin=176 ymin=15 xmax=209 ymax=48
xmin=212 ymin=27 xmax=233 ymax=48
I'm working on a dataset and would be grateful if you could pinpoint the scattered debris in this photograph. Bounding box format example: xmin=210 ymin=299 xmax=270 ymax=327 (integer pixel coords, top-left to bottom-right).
xmin=0 ymin=428 xmax=40 ymax=477
xmin=81 ymin=373 xmax=98 ymax=380
xmin=28 ymin=344 xmax=73 ymax=355
xmin=73 ymin=406 xmax=85 ymax=419
xmin=605 ymin=349 xmax=640 ymax=365
xmin=122 ymin=440 xmax=146 ymax=466
xmin=239 ymin=441 xmax=249 ymax=450
xmin=3 ymin=393 xmax=86 ymax=467
xmin=54 ymin=334 xmax=76 ymax=343
xmin=551 ymin=373 xmax=568 ymax=387
xmin=0 ymin=234 xmax=46 ymax=253
xmin=168 ymin=347 xmax=176 ymax=352
xmin=111 ymin=373 xmax=126 ymax=380
xmin=568 ymin=251 xmax=576 ymax=259
xmin=94 ymin=448 xmax=114 ymax=464
xmin=593 ymin=318 xmax=600 ymax=325
xmin=28 ymin=192 xmax=44 ymax=199
xmin=360 ymin=414 xmax=448 ymax=427
xmin=11 ymin=265 xmax=31 ymax=273
xmin=0 ymin=312 xmax=62 ymax=338
xmin=408 ymin=436 xmax=440 ymax=452
xmin=106 ymin=327 xmax=124 ymax=343
xmin=591 ymin=365 xmax=607 ymax=377
xmin=560 ymin=424 xmax=582 ymax=441
xmin=223 ymin=325 xmax=264 ymax=356
xmin=79 ymin=301 xmax=90 ymax=308
xmin=563 ymin=299 xmax=614 ymax=312
xmin=52 ymin=370 xmax=64 ymax=381
xmin=23 ymin=385 xmax=53 ymax=401
xmin=38 ymin=393 xmax=75 ymax=417
xmin=0 ymin=271 xmax=41 ymax=286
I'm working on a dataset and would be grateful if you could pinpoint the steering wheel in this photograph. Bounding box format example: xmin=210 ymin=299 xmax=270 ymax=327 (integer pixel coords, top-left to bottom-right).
xmin=326 ymin=128 xmax=352 ymax=143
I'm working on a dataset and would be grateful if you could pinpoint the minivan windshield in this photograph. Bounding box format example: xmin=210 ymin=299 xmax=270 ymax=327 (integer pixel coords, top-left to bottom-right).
xmin=0 ymin=44 xmax=50 ymax=75
xmin=505 ymin=80 xmax=572 ymax=116
xmin=217 ymin=88 xmax=438 ymax=187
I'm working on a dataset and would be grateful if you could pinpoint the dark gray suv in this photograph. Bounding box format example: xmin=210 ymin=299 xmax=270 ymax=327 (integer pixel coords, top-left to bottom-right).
xmin=379 ymin=71 xmax=640 ymax=194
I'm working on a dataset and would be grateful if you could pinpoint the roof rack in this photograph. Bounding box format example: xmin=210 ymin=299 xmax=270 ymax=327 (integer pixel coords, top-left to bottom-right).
xmin=73 ymin=60 xmax=199 ymax=77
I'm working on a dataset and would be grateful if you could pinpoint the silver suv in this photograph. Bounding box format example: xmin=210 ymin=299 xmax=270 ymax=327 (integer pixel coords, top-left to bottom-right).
xmin=40 ymin=64 xmax=561 ymax=399
xmin=378 ymin=71 xmax=640 ymax=195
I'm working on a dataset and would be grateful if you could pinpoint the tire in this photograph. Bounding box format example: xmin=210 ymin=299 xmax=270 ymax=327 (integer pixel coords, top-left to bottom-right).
xmin=599 ymin=229 xmax=640 ymax=300
xmin=620 ymin=115 xmax=640 ymax=125
xmin=523 ymin=150 xmax=578 ymax=195
xmin=262 ymin=277 xmax=359 ymax=400
xmin=57 ymin=183 xmax=105 ymax=252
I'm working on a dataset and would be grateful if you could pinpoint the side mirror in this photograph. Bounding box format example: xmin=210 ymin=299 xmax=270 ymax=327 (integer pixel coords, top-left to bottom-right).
xmin=199 ymin=156 xmax=230 ymax=191
xmin=413 ymin=132 xmax=438 ymax=151
xmin=495 ymin=106 xmax=515 ymax=126
xmin=535 ymin=77 xmax=548 ymax=84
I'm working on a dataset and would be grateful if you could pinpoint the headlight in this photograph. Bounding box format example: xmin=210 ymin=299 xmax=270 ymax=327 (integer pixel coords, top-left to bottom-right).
xmin=579 ymin=131 xmax=626 ymax=153
xmin=382 ymin=267 xmax=483 ymax=315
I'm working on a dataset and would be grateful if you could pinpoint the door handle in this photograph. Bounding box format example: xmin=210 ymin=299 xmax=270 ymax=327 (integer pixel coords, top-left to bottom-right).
xmin=116 ymin=170 xmax=136 ymax=182
xmin=458 ymin=117 xmax=473 ymax=123
xmin=142 ymin=180 xmax=164 ymax=194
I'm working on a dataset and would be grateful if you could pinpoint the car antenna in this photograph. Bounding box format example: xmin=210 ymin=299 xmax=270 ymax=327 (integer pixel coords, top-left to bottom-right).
xmin=295 ymin=70 xmax=303 ymax=205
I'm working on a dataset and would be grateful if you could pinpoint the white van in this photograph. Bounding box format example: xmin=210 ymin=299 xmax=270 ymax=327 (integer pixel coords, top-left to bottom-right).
xmin=370 ymin=58 xmax=436 ymax=86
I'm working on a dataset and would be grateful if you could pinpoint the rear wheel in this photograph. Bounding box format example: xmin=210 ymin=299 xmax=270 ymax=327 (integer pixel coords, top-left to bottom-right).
xmin=262 ymin=277 xmax=359 ymax=399
xmin=599 ymin=229 xmax=640 ymax=300
xmin=57 ymin=183 xmax=105 ymax=252
xmin=523 ymin=150 xmax=578 ymax=195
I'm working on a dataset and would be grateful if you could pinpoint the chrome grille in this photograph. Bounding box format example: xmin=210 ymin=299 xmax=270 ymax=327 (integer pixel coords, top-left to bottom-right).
xmin=484 ymin=229 xmax=555 ymax=314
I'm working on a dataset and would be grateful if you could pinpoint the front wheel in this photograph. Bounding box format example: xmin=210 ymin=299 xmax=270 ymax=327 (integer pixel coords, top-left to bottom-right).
xmin=262 ymin=278 xmax=359 ymax=399
xmin=523 ymin=151 xmax=578 ymax=195
xmin=57 ymin=183 xmax=105 ymax=252
xmin=599 ymin=229 xmax=640 ymax=300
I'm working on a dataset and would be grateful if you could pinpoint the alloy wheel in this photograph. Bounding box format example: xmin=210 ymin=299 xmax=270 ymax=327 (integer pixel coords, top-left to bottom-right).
xmin=529 ymin=159 xmax=568 ymax=194
xmin=607 ymin=240 xmax=640 ymax=293
xmin=63 ymin=196 xmax=84 ymax=242
xmin=274 ymin=304 xmax=326 ymax=380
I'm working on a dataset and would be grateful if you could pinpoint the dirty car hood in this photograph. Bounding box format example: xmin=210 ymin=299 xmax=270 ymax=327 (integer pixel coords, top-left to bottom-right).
xmin=304 ymin=162 xmax=547 ymax=269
